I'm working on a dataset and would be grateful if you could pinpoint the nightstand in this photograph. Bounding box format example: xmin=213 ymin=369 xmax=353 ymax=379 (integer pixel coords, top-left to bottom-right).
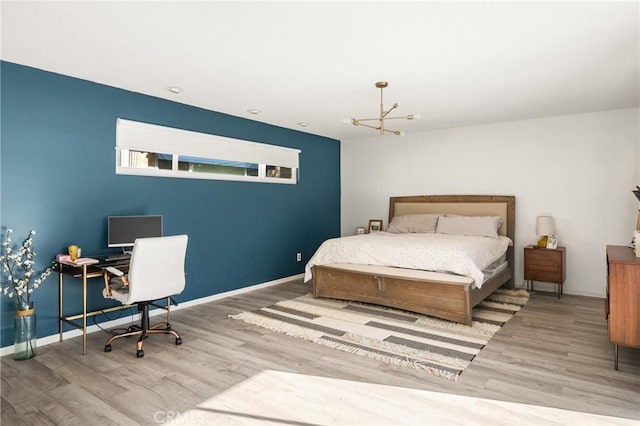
xmin=524 ymin=246 xmax=566 ymax=298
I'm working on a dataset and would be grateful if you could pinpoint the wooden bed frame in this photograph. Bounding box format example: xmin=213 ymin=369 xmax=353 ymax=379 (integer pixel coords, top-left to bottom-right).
xmin=311 ymin=195 xmax=515 ymax=325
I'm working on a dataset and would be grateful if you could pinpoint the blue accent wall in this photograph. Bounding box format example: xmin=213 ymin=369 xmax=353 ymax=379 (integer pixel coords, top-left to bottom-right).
xmin=0 ymin=61 xmax=341 ymax=348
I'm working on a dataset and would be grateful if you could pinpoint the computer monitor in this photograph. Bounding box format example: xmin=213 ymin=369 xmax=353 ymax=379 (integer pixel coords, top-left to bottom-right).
xmin=107 ymin=215 xmax=163 ymax=252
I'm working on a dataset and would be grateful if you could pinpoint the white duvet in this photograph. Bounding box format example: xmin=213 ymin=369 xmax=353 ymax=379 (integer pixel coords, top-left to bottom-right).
xmin=304 ymin=232 xmax=511 ymax=288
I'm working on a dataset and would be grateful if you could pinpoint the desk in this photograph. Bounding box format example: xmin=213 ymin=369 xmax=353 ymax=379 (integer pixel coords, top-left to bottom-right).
xmin=56 ymin=259 xmax=171 ymax=355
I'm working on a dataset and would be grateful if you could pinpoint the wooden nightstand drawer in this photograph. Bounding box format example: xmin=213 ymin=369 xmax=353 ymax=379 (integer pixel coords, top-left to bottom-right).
xmin=526 ymin=268 xmax=562 ymax=283
xmin=525 ymin=250 xmax=563 ymax=268
xmin=524 ymin=246 xmax=566 ymax=298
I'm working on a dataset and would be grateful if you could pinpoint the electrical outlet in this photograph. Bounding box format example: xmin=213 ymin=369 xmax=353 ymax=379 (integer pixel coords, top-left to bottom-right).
xmin=296 ymin=252 xmax=302 ymax=262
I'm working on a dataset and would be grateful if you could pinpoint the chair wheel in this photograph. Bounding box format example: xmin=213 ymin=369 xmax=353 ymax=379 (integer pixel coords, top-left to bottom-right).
xmin=175 ymin=337 xmax=182 ymax=345
xmin=104 ymin=344 xmax=112 ymax=352
xmin=136 ymin=349 xmax=144 ymax=358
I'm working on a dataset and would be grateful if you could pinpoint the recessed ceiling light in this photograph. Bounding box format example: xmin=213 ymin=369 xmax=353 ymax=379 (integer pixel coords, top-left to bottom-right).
xmin=297 ymin=122 xmax=310 ymax=127
xmin=247 ymin=109 xmax=261 ymax=115
xmin=166 ymin=86 xmax=183 ymax=94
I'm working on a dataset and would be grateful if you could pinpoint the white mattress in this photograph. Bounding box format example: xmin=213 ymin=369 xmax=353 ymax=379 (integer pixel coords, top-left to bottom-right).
xmin=305 ymin=232 xmax=511 ymax=288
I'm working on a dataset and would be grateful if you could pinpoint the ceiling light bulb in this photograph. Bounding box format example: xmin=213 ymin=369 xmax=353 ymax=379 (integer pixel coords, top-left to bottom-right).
xmin=297 ymin=122 xmax=310 ymax=127
xmin=247 ymin=109 xmax=261 ymax=115
xmin=166 ymin=86 xmax=183 ymax=94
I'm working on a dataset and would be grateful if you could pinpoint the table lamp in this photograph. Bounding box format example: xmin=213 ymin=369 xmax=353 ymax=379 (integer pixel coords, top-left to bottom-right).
xmin=536 ymin=216 xmax=556 ymax=248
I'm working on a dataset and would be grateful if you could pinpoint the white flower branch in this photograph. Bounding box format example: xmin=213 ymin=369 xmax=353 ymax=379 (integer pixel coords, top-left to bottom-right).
xmin=0 ymin=229 xmax=52 ymax=308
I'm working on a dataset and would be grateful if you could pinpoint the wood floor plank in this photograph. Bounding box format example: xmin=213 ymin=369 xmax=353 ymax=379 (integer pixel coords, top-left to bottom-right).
xmin=2 ymin=279 xmax=638 ymax=425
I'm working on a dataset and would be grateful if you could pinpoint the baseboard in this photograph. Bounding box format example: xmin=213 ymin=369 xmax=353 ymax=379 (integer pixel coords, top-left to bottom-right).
xmin=0 ymin=273 xmax=304 ymax=357
xmin=519 ymin=281 xmax=605 ymax=299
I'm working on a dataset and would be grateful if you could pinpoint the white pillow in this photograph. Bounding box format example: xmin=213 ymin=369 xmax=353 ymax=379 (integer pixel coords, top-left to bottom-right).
xmin=436 ymin=215 xmax=502 ymax=238
xmin=387 ymin=214 xmax=440 ymax=234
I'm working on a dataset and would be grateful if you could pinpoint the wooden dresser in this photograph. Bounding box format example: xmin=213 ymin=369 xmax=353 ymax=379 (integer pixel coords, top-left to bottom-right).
xmin=605 ymin=245 xmax=640 ymax=370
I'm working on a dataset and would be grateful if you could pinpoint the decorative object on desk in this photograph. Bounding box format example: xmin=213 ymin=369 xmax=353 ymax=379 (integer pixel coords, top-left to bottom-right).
xmin=536 ymin=215 xmax=556 ymax=248
xmin=58 ymin=256 xmax=99 ymax=267
xmin=73 ymin=257 xmax=99 ymax=265
xmin=0 ymin=229 xmax=53 ymax=360
xmin=546 ymin=233 xmax=558 ymax=249
xmin=356 ymin=227 xmax=366 ymax=235
xmin=368 ymin=219 xmax=383 ymax=233
xmin=68 ymin=245 xmax=80 ymax=261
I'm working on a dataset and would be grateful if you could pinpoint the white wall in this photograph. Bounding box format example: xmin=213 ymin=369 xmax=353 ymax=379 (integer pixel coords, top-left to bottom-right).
xmin=341 ymin=108 xmax=639 ymax=298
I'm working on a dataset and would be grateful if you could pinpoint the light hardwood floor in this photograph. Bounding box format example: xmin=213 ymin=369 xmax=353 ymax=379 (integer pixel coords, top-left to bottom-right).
xmin=2 ymin=278 xmax=638 ymax=425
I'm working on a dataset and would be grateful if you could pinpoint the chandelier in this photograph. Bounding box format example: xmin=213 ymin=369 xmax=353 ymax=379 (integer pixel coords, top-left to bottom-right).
xmin=350 ymin=81 xmax=419 ymax=136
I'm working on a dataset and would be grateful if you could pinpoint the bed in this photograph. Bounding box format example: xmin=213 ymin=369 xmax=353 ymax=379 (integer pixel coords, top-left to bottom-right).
xmin=308 ymin=195 xmax=515 ymax=325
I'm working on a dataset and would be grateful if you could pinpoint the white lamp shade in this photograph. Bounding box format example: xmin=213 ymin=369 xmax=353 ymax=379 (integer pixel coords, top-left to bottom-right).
xmin=536 ymin=216 xmax=556 ymax=236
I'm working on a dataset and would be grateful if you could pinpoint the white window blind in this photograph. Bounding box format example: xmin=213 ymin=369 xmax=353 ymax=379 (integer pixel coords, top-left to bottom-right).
xmin=115 ymin=118 xmax=301 ymax=183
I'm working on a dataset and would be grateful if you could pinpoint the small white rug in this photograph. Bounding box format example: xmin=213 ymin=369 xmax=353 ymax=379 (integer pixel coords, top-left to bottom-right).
xmin=230 ymin=288 xmax=529 ymax=381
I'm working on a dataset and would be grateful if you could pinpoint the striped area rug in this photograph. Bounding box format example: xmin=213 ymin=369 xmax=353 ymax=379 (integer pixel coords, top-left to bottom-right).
xmin=230 ymin=288 xmax=529 ymax=381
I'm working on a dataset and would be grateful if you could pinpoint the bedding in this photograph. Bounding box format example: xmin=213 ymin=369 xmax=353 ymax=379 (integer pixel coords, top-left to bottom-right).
xmin=386 ymin=213 xmax=440 ymax=233
xmin=436 ymin=215 xmax=503 ymax=238
xmin=304 ymin=232 xmax=511 ymax=288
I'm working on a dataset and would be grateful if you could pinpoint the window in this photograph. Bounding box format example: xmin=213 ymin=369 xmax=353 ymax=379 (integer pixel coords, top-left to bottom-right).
xmin=176 ymin=156 xmax=259 ymax=177
xmin=115 ymin=118 xmax=300 ymax=184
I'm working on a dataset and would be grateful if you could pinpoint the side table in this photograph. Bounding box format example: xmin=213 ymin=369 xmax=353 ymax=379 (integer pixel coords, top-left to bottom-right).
xmin=524 ymin=246 xmax=566 ymax=298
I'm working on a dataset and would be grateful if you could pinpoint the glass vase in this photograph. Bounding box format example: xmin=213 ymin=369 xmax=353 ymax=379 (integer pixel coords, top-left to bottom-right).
xmin=14 ymin=302 xmax=36 ymax=360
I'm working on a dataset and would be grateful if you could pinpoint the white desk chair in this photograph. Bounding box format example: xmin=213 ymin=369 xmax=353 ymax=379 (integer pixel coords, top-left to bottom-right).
xmin=102 ymin=234 xmax=188 ymax=358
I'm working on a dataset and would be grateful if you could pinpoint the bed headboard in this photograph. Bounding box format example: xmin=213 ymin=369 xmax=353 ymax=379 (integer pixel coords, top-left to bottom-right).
xmin=389 ymin=195 xmax=516 ymax=241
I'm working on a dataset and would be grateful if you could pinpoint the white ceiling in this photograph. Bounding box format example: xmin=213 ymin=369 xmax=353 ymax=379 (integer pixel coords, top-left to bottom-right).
xmin=2 ymin=1 xmax=638 ymax=141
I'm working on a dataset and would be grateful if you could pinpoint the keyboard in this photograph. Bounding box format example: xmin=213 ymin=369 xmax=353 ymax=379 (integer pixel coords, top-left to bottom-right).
xmin=106 ymin=260 xmax=129 ymax=266
xmin=97 ymin=260 xmax=130 ymax=270
xmin=104 ymin=254 xmax=131 ymax=262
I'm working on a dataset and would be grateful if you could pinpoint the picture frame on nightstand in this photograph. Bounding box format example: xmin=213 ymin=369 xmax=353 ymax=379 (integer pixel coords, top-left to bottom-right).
xmin=546 ymin=234 xmax=558 ymax=249
xmin=368 ymin=219 xmax=383 ymax=233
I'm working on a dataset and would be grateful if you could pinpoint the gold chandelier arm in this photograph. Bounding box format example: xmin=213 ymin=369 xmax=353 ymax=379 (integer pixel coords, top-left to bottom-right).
xmin=382 ymin=103 xmax=399 ymax=118
xmin=353 ymin=120 xmax=401 ymax=135
xmin=383 ymin=115 xmax=414 ymax=120
xmin=352 ymin=117 xmax=382 ymax=122
xmin=353 ymin=121 xmax=382 ymax=131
